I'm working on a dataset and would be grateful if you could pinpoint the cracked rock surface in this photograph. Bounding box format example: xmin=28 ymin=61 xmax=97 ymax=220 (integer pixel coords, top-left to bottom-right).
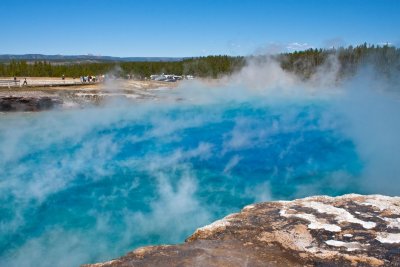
xmin=83 ymin=194 xmax=400 ymax=267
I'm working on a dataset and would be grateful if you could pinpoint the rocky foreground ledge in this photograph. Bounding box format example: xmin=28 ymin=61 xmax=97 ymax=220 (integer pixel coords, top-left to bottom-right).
xmin=84 ymin=194 xmax=400 ymax=266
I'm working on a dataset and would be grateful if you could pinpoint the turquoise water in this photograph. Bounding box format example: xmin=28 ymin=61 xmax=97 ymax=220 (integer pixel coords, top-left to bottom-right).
xmin=0 ymin=96 xmax=365 ymax=266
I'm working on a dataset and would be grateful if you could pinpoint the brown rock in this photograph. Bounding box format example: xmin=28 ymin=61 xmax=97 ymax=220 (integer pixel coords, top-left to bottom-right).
xmin=0 ymin=96 xmax=62 ymax=111
xmin=83 ymin=194 xmax=400 ymax=267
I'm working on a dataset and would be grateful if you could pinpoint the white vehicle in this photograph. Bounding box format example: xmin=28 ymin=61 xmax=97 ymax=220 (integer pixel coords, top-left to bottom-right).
xmin=150 ymin=74 xmax=182 ymax=82
xmin=150 ymin=74 xmax=167 ymax=81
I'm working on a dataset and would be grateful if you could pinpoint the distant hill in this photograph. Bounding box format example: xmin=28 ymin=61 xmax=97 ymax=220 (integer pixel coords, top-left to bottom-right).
xmin=0 ymin=54 xmax=184 ymax=63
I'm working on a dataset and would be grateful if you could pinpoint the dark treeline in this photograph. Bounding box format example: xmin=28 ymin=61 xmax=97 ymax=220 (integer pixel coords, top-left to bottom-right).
xmin=0 ymin=56 xmax=245 ymax=79
xmin=0 ymin=61 xmax=112 ymax=78
xmin=279 ymin=43 xmax=400 ymax=79
xmin=0 ymin=44 xmax=399 ymax=79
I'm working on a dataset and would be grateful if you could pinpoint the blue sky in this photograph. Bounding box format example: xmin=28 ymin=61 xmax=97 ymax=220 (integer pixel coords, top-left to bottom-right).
xmin=0 ymin=0 xmax=399 ymax=57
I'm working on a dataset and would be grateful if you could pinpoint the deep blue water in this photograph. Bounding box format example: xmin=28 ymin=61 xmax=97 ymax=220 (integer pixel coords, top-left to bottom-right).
xmin=0 ymin=97 xmax=365 ymax=266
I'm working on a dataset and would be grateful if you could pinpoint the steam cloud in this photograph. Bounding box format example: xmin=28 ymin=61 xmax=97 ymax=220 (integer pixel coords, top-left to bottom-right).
xmin=0 ymin=52 xmax=399 ymax=267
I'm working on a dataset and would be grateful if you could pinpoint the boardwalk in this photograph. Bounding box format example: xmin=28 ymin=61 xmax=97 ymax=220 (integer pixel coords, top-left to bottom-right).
xmin=0 ymin=78 xmax=100 ymax=88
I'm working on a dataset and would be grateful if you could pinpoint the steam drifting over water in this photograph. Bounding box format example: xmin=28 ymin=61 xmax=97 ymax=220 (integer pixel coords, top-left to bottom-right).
xmin=0 ymin=58 xmax=399 ymax=266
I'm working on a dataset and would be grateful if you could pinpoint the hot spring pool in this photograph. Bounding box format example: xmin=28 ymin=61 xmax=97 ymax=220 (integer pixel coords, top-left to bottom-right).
xmin=0 ymin=94 xmax=374 ymax=266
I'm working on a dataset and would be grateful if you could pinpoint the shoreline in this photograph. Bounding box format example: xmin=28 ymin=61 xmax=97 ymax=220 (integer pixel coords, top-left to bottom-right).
xmin=0 ymin=78 xmax=179 ymax=112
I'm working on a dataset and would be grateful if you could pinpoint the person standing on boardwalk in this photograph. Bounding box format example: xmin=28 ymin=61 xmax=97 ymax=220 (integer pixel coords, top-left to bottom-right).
xmin=22 ymin=78 xmax=28 ymax=86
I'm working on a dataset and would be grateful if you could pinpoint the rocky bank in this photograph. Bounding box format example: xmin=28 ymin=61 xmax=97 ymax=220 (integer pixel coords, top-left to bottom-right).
xmin=0 ymin=79 xmax=177 ymax=112
xmin=83 ymin=194 xmax=400 ymax=267
xmin=0 ymin=96 xmax=63 ymax=111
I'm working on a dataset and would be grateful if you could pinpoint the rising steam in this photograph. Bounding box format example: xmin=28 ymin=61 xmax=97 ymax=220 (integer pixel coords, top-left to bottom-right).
xmin=0 ymin=51 xmax=399 ymax=267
